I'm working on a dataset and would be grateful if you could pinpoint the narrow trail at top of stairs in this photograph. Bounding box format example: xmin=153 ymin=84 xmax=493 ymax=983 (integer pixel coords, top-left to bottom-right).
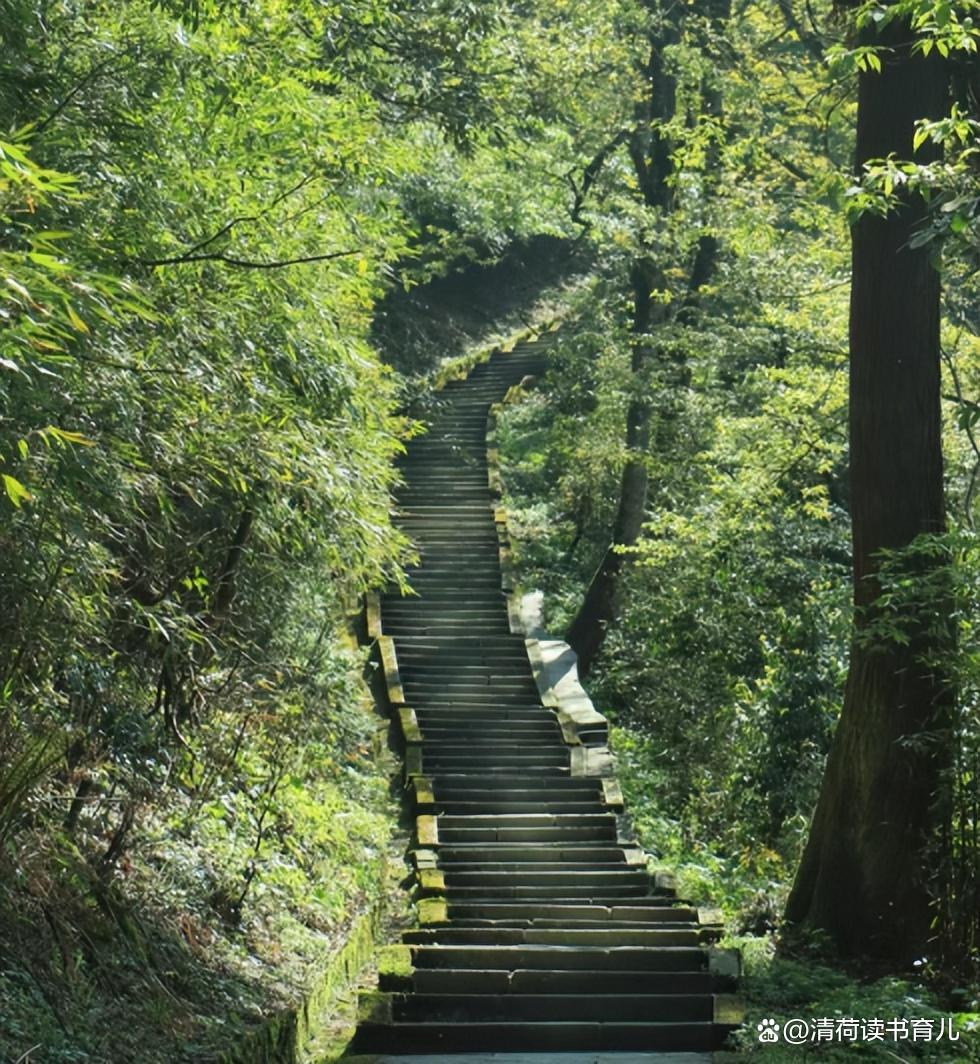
xmin=345 ymin=334 xmax=739 ymax=1061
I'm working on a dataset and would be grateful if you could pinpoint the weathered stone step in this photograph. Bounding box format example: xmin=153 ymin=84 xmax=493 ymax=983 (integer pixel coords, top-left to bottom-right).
xmin=383 ymin=992 xmax=712 ymax=1023
xmin=422 ymin=734 xmax=563 ymax=748
xmin=438 ymin=847 xmax=628 ymax=864
xmin=385 ymin=603 xmax=509 ymax=615
xmin=406 ymin=684 xmax=543 ymax=699
xmin=423 ymin=752 xmax=569 ymax=765
xmin=393 ymin=635 xmax=529 ymax=649
xmin=398 ymin=576 xmax=503 ymax=588
xmin=408 ymin=694 xmax=546 ymax=708
xmin=352 ymin=1019 xmax=718 ymax=1053
xmin=431 ymin=777 xmax=601 ymax=792
xmin=437 ymin=826 xmax=615 ymax=845
xmin=401 ymin=968 xmax=714 ymax=996
xmin=423 ymin=762 xmax=571 ymax=778
xmin=438 ymin=872 xmax=651 ymax=891
xmin=403 ymin=927 xmax=699 ymax=947
xmin=385 ymin=621 xmax=517 ymax=629
xmin=383 ymin=583 xmax=504 ymax=600
xmin=415 ymin=710 xmax=556 ymax=723
xmin=408 ymin=944 xmax=707 ymax=972
xmin=422 ymin=739 xmax=563 ymax=752
xmin=419 ymin=720 xmax=559 ymax=733
xmin=444 ymin=903 xmax=698 ymax=923
xmin=396 ymin=489 xmax=490 ymax=499
xmin=401 ymin=563 xmax=502 ymax=575
xmin=415 ymin=707 xmax=551 ymax=719
xmin=423 ymin=749 xmax=568 ymax=764
xmin=434 ymin=801 xmax=605 ymax=815
xmin=402 ymin=661 xmax=528 ymax=676
xmin=438 ymin=814 xmax=613 ymax=829
xmin=440 ymin=884 xmax=651 ymax=899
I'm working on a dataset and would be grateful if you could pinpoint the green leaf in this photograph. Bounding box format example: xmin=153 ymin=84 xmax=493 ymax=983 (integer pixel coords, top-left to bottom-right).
xmin=3 ymin=473 xmax=32 ymax=507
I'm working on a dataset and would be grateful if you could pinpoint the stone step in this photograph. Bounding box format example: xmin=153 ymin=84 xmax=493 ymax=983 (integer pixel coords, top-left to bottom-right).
xmin=352 ymin=1020 xmax=718 ymax=1053
xmin=408 ymin=694 xmax=547 ymax=708
xmin=422 ymin=739 xmax=564 ymax=752
xmin=444 ymin=903 xmax=699 ymax=923
xmin=424 ymin=756 xmax=570 ymax=771
xmin=389 ymin=638 xmax=532 ymax=646
xmin=403 ymin=927 xmax=700 ymax=947
xmin=418 ymin=719 xmax=558 ymax=732
xmin=387 ymin=626 xmax=514 ymax=638
xmin=438 ymin=847 xmax=629 ymax=864
xmin=424 ymin=752 xmax=570 ymax=766
xmin=438 ymin=872 xmax=652 ymax=892
xmin=416 ymin=711 xmax=557 ymax=725
xmin=384 ymin=993 xmax=713 ymax=1023
xmin=404 ymin=662 xmax=532 ymax=676
xmin=424 ymin=763 xmax=572 ymax=779
xmin=434 ymin=801 xmax=606 ymax=815
xmin=431 ymin=777 xmax=601 ymax=793
xmin=437 ymin=827 xmax=615 ymax=845
xmin=405 ymin=676 xmax=539 ymax=691
xmin=438 ymin=814 xmax=614 ymax=829
xmin=439 ymin=884 xmax=652 ymax=899
xmin=408 ymin=944 xmax=707 ymax=972
xmin=419 ymin=719 xmax=557 ymax=727
xmin=401 ymin=968 xmax=714 ymax=996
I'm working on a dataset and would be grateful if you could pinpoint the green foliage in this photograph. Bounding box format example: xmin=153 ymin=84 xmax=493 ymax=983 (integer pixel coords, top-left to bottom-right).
xmin=728 ymin=936 xmax=980 ymax=1061
xmin=0 ymin=0 xmax=590 ymax=1056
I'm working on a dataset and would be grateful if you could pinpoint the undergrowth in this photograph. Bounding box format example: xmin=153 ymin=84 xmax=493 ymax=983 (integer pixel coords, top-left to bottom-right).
xmin=0 ymin=642 xmax=397 ymax=1064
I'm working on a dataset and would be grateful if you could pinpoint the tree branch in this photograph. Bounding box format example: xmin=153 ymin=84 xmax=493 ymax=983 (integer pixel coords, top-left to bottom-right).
xmin=569 ymin=130 xmax=629 ymax=226
xmin=137 ymin=248 xmax=360 ymax=269
xmin=35 ymin=55 xmax=126 ymax=135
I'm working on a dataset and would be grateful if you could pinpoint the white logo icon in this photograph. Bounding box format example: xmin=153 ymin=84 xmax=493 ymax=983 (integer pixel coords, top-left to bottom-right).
xmin=757 ymin=1018 xmax=781 ymax=1043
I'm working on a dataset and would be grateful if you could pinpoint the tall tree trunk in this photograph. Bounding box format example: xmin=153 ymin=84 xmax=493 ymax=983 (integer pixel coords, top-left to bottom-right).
xmin=567 ymin=260 xmax=659 ymax=674
xmin=785 ymin=21 xmax=949 ymax=963
xmin=567 ymin=0 xmax=729 ymax=676
xmin=566 ymin=23 xmax=677 ymax=677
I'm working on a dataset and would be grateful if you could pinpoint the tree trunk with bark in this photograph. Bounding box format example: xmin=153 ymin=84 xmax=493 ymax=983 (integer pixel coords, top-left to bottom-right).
xmin=567 ymin=259 xmax=660 ymax=673
xmin=785 ymin=20 xmax=949 ymax=963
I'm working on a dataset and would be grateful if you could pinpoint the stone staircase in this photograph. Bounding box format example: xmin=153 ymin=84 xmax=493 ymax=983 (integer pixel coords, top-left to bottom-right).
xmin=347 ymin=334 xmax=740 ymax=1060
